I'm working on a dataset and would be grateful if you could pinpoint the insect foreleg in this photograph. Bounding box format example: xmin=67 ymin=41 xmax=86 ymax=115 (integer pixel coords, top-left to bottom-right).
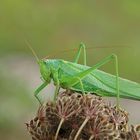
xmin=34 ymin=82 xmax=48 ymax=104
xmin=74 ymin=43 xmax=87 ymax=65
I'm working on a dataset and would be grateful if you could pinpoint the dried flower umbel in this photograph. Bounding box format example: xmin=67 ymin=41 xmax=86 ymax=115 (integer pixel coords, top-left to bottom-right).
xmin=26 ymin=91 xmax=140 ymax=140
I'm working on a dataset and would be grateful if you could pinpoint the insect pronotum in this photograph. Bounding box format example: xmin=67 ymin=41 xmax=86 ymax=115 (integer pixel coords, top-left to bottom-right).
xmin=27 ymin=41 xmax=140 ymax=108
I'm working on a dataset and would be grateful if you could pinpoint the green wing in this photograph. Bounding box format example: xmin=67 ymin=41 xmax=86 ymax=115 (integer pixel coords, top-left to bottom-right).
xmin=92 ymin=70 xmax=140 ymax=100
xmin=59 ymin=60 xmax=140 ymax=100
xmin=51 ymin=60 xmax=140 ymax=100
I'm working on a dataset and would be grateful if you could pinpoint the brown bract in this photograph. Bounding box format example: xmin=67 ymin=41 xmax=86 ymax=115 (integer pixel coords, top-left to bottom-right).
xmin=26 ymin=91 xmax=140 ymax=140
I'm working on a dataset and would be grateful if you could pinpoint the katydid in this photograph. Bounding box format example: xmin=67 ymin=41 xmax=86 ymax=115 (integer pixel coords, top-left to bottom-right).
xmin=27 ymin=42 xmax=140 ymax=107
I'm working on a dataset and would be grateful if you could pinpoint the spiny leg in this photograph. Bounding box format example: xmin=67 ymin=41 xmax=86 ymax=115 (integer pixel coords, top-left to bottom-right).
xmin=74 ymin=42 xmax=87 ymax=65
xmin=34 ymin=82 xmax=48 ymax=104
xmin=64 ymin=54 xmax=120 ymax=108
xmin=77 ymin=54 xmax=119 ymax=107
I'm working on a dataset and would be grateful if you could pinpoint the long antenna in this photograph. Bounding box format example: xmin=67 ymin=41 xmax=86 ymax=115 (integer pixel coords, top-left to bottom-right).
xmin=25 ymin=40 xmax=39 ymax=62
xmin=43 ymin=44 xmax=130 ymax=59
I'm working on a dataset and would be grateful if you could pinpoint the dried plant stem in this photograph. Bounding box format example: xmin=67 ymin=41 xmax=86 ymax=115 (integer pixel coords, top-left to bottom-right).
xmin=74 ymin=117 xmax=90 ymax=140
xmin=55 ymin=118 xmax=65 ymax=140
xmin=69 ymin=129 xmax=75 ymax=140
xmin=89 ymin=135 xmax=94 ymax=140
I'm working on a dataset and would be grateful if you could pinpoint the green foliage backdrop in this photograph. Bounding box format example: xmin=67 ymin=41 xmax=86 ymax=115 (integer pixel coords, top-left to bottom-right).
xmin=0 ymin=1 xmax=140 ymax=139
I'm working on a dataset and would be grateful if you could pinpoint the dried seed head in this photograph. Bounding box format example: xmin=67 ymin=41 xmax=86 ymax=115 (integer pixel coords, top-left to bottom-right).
xmin=83 ymin=113 xmax=118 ymax=140
xmin=56 ymin=91 xmax=82 ymax=120
xmin=82 ymin=94 xmax=106 ymax=119
xmin=26 ymin=91 xmax=140 ymax=140
xmin=108 ymin=106 xmax=129 ymax=131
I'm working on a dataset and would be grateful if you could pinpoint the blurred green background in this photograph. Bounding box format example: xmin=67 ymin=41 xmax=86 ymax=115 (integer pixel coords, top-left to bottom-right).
xmin=0 ymin=0 xmax=140 ymax=139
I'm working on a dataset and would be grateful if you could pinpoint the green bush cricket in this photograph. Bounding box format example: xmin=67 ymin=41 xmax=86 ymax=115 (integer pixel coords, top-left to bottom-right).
xmin=27 ymin=42 xmax=140 ymax=107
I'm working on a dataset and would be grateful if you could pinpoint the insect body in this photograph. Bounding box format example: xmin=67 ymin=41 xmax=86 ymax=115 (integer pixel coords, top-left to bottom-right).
xmin=28 ymin=42 xmax=140 ymax=106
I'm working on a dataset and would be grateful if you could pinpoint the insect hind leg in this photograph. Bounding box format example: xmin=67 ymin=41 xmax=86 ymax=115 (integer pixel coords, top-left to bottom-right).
xmin=70 ymin=54 xmax=120 ymax=108
xmin=78 ymin=54 xmax=119 ymax=107
xmin=74 ymin=43 xmax=87 ymax=65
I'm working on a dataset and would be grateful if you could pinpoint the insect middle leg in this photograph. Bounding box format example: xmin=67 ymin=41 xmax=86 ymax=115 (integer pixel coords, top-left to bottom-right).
xmin=74 ymin=43 xmax=87 ymax=65
xmin=64 ymin=54 xmax=119 ymax=107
